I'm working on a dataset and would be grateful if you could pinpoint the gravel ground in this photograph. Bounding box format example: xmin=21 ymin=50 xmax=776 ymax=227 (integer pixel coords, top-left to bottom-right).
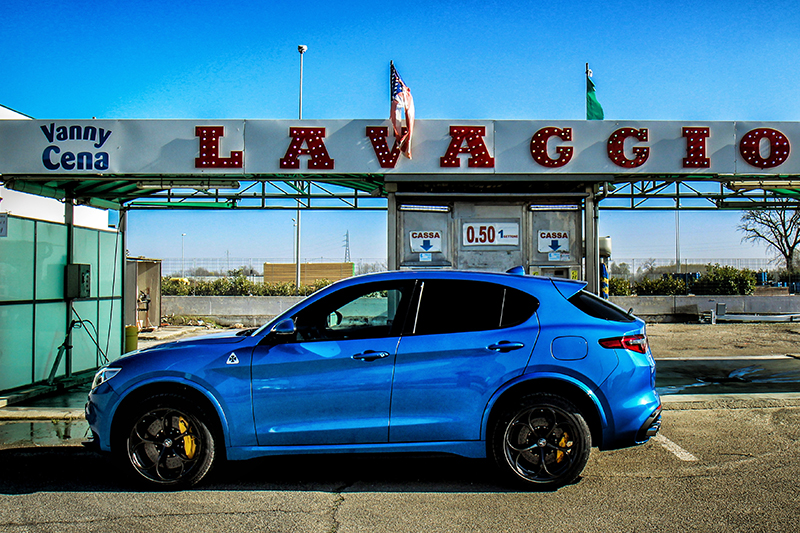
xmin=648 ymin=322 xmax=800 ymax=358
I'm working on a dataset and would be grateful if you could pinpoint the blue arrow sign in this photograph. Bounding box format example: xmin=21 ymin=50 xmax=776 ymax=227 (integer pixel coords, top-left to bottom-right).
xmin=549 ymin=240 xmax=561 ymax=251
xmin=420 ymin=239 xmax=433 ymax=251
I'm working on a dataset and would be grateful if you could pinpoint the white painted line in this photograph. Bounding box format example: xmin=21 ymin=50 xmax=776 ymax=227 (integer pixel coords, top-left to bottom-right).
xmin=654 ymin=434 xmax=698 ymax=462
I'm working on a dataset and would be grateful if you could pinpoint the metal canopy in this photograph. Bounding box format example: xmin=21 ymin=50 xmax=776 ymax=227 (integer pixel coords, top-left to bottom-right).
xmin=3 ymin=173 xmax=800 ymax=211
xmin=1 ymin=174 xmax=388 ymax=211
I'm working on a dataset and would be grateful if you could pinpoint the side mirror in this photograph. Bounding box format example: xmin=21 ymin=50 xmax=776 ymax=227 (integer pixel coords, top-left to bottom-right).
xmin=270 ymin=318 xmax=296 ymax=336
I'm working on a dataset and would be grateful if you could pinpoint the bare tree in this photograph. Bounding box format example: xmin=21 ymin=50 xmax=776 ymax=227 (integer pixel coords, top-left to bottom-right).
xmin=739 ymin=208 xmax=800 ymax=272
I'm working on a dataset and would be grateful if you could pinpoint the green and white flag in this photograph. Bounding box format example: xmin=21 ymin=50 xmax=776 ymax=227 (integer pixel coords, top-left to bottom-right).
xmin=586 ymin=68 xmax=604 ymax=120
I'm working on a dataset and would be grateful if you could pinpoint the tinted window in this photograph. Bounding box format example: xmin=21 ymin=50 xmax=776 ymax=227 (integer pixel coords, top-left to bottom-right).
xmin=411 ymin=280 xmax=538 ymax=335
xmin=501 ymin=286 xmax=540 ymax=328
xmin=292 ymin=281 xmax=412 ymax=341
xmin=568 ymin=290 xmax=635 ymax=322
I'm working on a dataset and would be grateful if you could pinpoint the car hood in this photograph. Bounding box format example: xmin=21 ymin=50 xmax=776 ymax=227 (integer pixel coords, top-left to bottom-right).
xmin=127 ymin=329 xmax=252 ymax=356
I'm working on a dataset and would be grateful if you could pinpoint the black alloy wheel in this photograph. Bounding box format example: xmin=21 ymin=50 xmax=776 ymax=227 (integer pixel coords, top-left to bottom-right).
xmin=122 ymin=394 xmax=216 ymax=487
xmin=491 ymin=394 xmax=591 ymax=489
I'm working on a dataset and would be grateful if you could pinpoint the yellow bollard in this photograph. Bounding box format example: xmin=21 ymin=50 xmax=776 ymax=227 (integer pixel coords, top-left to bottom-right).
xmin=125 ymin=325 xmax=139 ymax=353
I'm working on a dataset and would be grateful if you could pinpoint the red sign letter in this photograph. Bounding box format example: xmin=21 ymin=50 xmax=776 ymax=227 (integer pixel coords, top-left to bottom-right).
xmin=195 ymin=126 xmax=243 ymax=168
xmin=683 ymin=127 xmax=710 ymax=168
xmin=440 ymin=126 xmax=495 ymax=168
xmin=530 ymin=127 xmax=573 ymax=168
xmin=279 ymin=128 xmax=335 ymax=170
xmin=739 ymin=128 xmax=790 ymax=169
xmin=607 ymin=128 xmax=649 ymax=168
xmin=365 ymin=126 xmax=406 ymax=168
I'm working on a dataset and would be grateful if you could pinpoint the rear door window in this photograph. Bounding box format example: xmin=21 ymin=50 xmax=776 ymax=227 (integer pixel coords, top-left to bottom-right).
xmin=409 ymin=280 xmax=538 ymax=336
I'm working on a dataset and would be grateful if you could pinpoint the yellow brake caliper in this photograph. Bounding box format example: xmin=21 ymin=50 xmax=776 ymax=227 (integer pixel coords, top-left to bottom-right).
xmin=556 ymin=431 xmax=570 ymax=463
xmin=178 ymin=417 xmax=197 ymax=459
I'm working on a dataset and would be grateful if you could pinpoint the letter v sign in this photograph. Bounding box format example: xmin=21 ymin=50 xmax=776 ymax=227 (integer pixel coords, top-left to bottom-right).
xmin=365 ymin=126 xmax=407 ymax=168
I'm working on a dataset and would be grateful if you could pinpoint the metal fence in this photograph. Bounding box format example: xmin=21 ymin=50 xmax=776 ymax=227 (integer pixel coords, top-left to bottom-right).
xmin=162 ymin=257 xmax=388 ymax=280
xmin=161 ymin=256 xmax=777 ymax=281
xmin=608 ymin=257 xmax=777 ymax=281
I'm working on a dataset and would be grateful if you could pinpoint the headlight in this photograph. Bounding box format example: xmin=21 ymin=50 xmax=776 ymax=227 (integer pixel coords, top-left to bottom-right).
xmin=91 ymin=367 xmax=121 ymax=390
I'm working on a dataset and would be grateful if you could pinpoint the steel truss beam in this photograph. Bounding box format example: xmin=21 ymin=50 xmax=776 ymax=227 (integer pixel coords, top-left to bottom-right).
xmin=125 ymin=175 xmax=388 ymax=210
xmin=5 ymin=174 xmax=800 ymax=211
xmin=599 ymin=177 xmax=800 ymax=210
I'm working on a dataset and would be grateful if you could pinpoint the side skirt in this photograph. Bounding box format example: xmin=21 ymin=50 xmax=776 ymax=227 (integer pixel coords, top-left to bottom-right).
xmin=226 ymin=441 xmax=487 ymax=461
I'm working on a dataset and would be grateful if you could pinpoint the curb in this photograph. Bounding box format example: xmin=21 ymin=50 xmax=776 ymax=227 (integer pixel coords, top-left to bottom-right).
xmin=661 ymin=392 xmax=800 ymax=410
xmin=0 ymin=407 xmax=86 ymax=421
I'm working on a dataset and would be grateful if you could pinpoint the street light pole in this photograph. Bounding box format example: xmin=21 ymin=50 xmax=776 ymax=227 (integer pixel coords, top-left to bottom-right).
xmin=181 ymin=233 xmax=186 ymax=277
xmin=295 ymin=45 xmax=307 ymax=294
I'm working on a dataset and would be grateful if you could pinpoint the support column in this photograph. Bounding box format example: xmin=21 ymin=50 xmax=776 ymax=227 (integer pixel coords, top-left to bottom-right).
xmin=64 ymin=197 xmax=74 ymax=379
xmin=119 ymin=208 xmax=128 ymax=356
xmin=584 ymin=186 xmax=600 ymax=294
xmin=387 ymin=188 xmax=397 ymax=271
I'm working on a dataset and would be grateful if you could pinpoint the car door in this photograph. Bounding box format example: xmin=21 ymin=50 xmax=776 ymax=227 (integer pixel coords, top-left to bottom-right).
xmin=389 ymin=279 xmax=540 ymax=443
xmin=251 ymin=280 xmax=413 ymax=446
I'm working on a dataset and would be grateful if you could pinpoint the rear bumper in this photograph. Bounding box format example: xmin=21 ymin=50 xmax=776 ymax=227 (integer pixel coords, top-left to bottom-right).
xmin=636 ymin=404 xmax=662 ymax=443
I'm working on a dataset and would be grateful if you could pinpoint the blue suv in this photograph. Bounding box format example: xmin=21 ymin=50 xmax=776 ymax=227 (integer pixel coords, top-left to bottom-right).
xmin=86 ymin=270 xmax=661 ymax=489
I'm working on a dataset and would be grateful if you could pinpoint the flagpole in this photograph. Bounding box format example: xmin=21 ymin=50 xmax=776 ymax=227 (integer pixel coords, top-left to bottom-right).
xmin=585 ymin=63 xmax=589 ymax=119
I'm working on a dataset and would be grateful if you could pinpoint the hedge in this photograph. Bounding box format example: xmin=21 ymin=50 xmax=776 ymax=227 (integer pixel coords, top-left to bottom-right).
xmin=162 ymin=275 xmax=332 ymax=296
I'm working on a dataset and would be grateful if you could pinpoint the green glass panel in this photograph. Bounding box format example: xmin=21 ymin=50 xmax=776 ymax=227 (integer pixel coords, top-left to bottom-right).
xmin=34 ymin=302 xmax=68 ymax=382
xmin=72 ymin=228 xmax=99 ymax=298
xmin=99 ymin=299 xmax=123 ymax=363
xmin=35 ymin=222 xmax=68 ymax=300
xmin=0 ymin=305 xmax=33 ymax=390
xmin=71 ymin=300 xmax=100 ymax=373
xmin=0 ymin=216 xmax=34 ymax=302
xmin=99 ymin=230 xmax=124 ymax=298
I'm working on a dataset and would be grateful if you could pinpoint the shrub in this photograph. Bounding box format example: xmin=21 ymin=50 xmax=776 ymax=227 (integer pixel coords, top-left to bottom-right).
xmin=161 ymin=276 xmax=333 ymax=296
xmin=633 ymin=277 xmax=688 ymax=296
xmin=691 ymin=264 xmax=755 ymax=295
xmin=608 ymin=277 xmax=631 ymax=296
xmin=162 ymin=277 xmax=190 ymax=296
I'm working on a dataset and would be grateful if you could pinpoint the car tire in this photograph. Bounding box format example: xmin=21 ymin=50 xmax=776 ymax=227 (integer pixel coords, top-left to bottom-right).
xmin=118 ymin=393 xmax=216 ymax=488
xmin=490 ymin=393 xmax=591 ymax=489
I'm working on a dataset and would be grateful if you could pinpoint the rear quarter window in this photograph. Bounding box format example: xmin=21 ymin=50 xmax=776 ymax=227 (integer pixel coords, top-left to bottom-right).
xmin=568 ymin=290 xmax=635 ymax=322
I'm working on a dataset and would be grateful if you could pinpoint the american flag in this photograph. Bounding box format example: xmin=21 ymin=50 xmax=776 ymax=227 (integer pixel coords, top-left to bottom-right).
xmin=390 ymin=61 xmax=415 ymax=159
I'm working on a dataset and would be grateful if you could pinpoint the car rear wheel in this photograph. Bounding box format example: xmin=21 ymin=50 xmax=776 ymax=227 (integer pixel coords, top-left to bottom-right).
xmin=490 ymin=394 xmax=591 ymax=489
xmin=120 ymin=394 xmax=216 ymax=488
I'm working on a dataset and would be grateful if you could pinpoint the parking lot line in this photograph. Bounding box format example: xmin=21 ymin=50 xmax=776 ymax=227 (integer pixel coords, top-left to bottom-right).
xmin=653 ymin=434 xmax=698 ymax=462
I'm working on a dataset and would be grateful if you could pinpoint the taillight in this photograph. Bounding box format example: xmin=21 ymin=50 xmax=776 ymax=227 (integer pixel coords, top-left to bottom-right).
xmin=599 ymin=334 xmax=648 ymax=354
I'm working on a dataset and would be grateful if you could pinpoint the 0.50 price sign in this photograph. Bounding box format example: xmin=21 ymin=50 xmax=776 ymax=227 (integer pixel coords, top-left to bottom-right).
xmin=462 ymin=222 xmax=519 ymax=246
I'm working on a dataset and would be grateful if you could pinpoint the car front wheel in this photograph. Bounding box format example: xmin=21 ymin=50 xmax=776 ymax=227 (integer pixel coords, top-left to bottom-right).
xmin=120 ymin=394 xmax=216 ymax=488
xmin=490 ymin=394 xmax=591 ymax=489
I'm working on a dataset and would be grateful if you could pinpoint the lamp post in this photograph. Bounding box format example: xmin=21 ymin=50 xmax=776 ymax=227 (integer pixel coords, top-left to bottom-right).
xmin=181 ymin=233 xmax=186 ymax=278
xmin=295 ymin=45 xmax=307 ymax=293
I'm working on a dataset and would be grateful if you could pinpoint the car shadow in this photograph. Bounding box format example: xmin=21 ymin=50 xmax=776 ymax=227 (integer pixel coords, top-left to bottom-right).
xmin=0 ymin=446 xmax=571 ymax=494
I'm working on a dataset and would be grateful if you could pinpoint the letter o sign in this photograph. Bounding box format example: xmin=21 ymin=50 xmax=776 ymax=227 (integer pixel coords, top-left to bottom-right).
xmin=739 ymin=128 xmax=790 ymax=169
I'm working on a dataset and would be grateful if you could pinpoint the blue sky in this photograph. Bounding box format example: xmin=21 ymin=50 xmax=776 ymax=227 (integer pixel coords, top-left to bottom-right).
xmin=4 ymin=0 xmax=799 ymax=264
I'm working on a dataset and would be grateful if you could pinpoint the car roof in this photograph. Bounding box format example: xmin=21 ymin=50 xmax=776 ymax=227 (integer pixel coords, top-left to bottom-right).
xmin=332 ymin=269 xmax=587 ymax=294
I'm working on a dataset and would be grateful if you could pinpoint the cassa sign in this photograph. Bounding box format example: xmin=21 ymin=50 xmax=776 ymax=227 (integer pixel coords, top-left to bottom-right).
xmin=462 ymin=222 xmax=519 ymax=246
xmin=538 ymin=230 xmax=570 ymax=253
xmin=409 ymin=231 xmax=442 ymax=253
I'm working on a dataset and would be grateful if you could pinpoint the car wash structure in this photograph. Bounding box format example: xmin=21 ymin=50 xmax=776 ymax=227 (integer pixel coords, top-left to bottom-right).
xmin=2 ymin=117 xmax=800 ymax=391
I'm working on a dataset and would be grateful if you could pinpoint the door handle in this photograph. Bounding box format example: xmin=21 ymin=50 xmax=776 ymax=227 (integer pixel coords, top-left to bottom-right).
xmin=352 ymin=350 xmax=390 ymax=362
xmin=488 ymin=341 xmax=525 ymax=353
